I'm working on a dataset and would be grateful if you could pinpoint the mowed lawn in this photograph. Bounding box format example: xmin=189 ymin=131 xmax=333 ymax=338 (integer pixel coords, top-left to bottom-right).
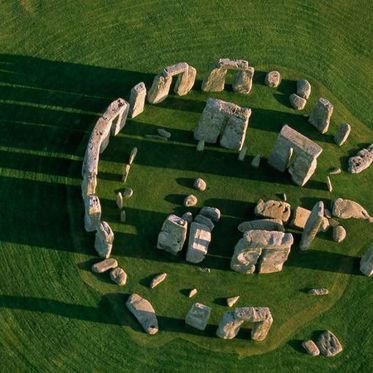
xmin=0 ymin=1 xmax=372 ymax=372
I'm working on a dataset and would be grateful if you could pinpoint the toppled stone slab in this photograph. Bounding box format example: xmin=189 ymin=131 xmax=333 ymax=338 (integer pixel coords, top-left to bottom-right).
xmin=186 ymin=222 xmax=212 ymax=263
xmin=157 ymin=214 xmax=188 ymax=255
xmin=238 ymin=218 xmax=284 ymax=233
xmin=300 ymin=201 xmax=324 ymax=250
xmin=185 ymin=303 xmax=211 ymax=331
xmin=103 ymin=98 xmax=129 ymax=136
xmin=84 ymin=194 xmax=101 ymax=232
xmin=189 ymin=288 xmax=198 ymax=298
xmin=334 ymin=123 xmax=351 ymax=146
xmin=231 ymin=230 xmax=293 ymax=274
xmin=289 ymin=93 xmax=306 ymax=110
xmin=94 ymin=221 xmax=114 ymax=258
xmin=227 ymin=296 xmax=240 ymax=307
xmin=360 ymin=244 xmax=373 ymax=276
xmin=129 ymin=82 xmax=146 ymax=118
xmin=326 ymin=176 xmax=333 ymax=192
xmin=150 ymin=273 xmax=167 ymax=289
xmin=184 ymin=194 xmax=198 ymax=207
xmin=92 ymin=258 xmax=118 ymax=273
xmin=308 ymin=288 xmax=329 ymax=296
xmin=302 ymin=340 xmax=320 ymax=356
xmin=254 ymin=199 xmax=291 ymax=223
xmin=110 ymin=267 xmax=127 ymax=286
xmin=194 ymin=214 xmax=215 ymax=231
xmin=216 ymin=306 xmax=273 ymax=341
xmin=200 ymin=206 xmax=221 ymax=222
xmin=332 ymin=198 xmax=372 ymax=222
xmin=129 ymin=147 xmax=138 ymax=165
xmin=126 ymin=294 xmax=159 ymax=335
xmin=193 ymin=177 xmax=206 ymax=191
xmin=194 ymin=98 xmax=251 ymax=151
xmin=268 ymin=125 xmax=323 ymax=186
xmin=297 ymin=79 xmax=311 ymax=99
xmin=316 ymin=330 xmax=343 ymax=357
xmin=333 ymin=225 xmax=346 ymax=243
xmin=308 ymin=97 xmax=333 ymax=134
xmin=291 ymin=206 xmax=329 ymax=232
xmin=265 ymin=71 xmax=281 ymax=87
xmin=157 ymin=128 xmax=171 ymax=139
xmin=348 ymin=144 xmax=373 ymax=174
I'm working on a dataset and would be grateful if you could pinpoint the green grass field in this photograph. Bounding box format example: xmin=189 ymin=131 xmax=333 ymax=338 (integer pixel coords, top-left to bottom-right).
xmin=0 ymin=1 xmax=372 ymax=372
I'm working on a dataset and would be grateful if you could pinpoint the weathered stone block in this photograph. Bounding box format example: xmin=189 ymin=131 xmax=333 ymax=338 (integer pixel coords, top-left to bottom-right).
xmin=308 ymin=97 xmax=333 ymax=134
xmin=186 ymin=222 xmax=211 ymax=263
xmin=129 ymin=82 xmax=146 ymax=118
xmin=157 ymin=214 xmax=188 ymax=255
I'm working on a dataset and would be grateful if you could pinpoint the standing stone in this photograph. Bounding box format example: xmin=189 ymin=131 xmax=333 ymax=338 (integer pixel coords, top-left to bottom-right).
xmin=128 ymin=147 xmax=138 ymax=165
xmin=188 ymin=288 xmax=198 ymax=298
xmin=193 ymin=178 xmax=207 ymax=191
xmin=129 ymin=82 xmax=146 ymax=118
xmin=174 ymin=65 xmax=197 ymax=96
xmin=147 ymin=74 xmax=172 ymax=104
xmin=185 ymin=303 xmax=211 ymax=331
xmin=316 ymin=330 xmax=343 ymax=357
xmin=116 ymin=192 xmax=123 ymax=209
xmin=157 ymin=128 xmax=172 ymax=139
xmin=326 ymin=176 xmax=333 ymax=192
xmin=308 ymin=97 xmax=333 ymax=134
xmin=186 ymin=222 xmax=211 ymax=263
xmin=302 ymin=340 xmax=320 ymax=356
xmin=157 ymin=214 xmax=188 ymax=255
xmin=227 ymin=296 xmax=240 ymax=307
xmin=334 ymin=123 xmax=351 ymax=146
xmin=299 ymin=201 xmax=324 ymax=250
xmin=120 ymin=210 xmax=126 ymax=223
xmin=123 ymin=187 xmax=133 ymax=199
xmin=332 ymin=198 xmax=372 ymax=222
xmin=184 ymin=194 xmax=198 ymax=207
xmin=333 ymin=225 xmax=346 ymax=243
xmin=348 ymin=144 xmax=373 ymax=174
xmin=238 ymin=146 xmax=247 ymax=161
xmin=126 ymin=294 xmax=159 ymax=335
xmin=122 ymin=164 xmax=131 ymax=183
xmin=202 ymin=66 xmax=227 ymax=92
xmin=110 ymin=267 xmax=127 ymax=286
xmin=297 ymin=79 xmax=312 ymax=99
xmin=92 ymin=258 xmax=118 ymax=273
xmin=360 ymin=244 xmax=373 ymax=276
xmin=254 ymin=199 xmax=292 ymax=223
xmin=200 ymin=206 xmax=221 ymax=222
xmin=232 ymin=67 xmax=255 ymax=94
xmin=251 ymin=154 xmax=261 ymax=168
xmin=196 ymin=139 xmax=205 ymax=152
xmin=265 ymin=71 xmax=281 ymax=87
xmin=289 ymin=93 xmax=307 ymax=110
xmin=84 ymin=194 xmax=101 ymax=232
xmin=150 ymin=273 xmax=167 ymax=289
xmin=94 ymin=221 xmax=114 ymax=258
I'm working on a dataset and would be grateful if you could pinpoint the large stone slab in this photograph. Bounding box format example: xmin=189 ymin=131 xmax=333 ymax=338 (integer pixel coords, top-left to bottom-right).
xmin=290 ymin=206 xmax=329 ymax=232
xmin=94 ymin=221 xmax=114 ymax=258
xmin=186 ymin=222 xmax=211 ymax=263
xmin=254 ymin=199 xmax=291 ymax=223
xmin=147 ymin=73 xmax=172 ymax=104
xmin=157 ymin=214 xmax=188 ymax=255
xmin=129 ymin=82 xmax=146 ymax=118
xmin=238 ymin=218 xmax=284 ymax=233
xmin=308 ymin=97 xmax=333 ymax=134
xmin=334 ymin=123 xmax=351 ymax=146
xmin=185 ymin=303 xmax=211 ymax=331
xmin=299 ymin=201 xmax=324 ymax=250
xmin=92 ymin=258 xmax=118 ymax=273
xmin=332 ymin=198 xmax=372 ymax=222
xmin=316 ymin=330 xmax=343 ymax=357
xmin=348 ymin=144 xmax=373 ymax=174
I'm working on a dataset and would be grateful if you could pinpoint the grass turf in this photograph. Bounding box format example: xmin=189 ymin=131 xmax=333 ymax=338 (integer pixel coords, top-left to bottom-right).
xmin=0 ymin=1 xmax=372 ymax=372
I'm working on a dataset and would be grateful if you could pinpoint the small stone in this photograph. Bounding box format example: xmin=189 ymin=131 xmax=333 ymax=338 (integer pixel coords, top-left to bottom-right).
xmin=123 ymin=187 xmax=133 ymax=199
xmin=157 ymin=128 xmax=172 ymax=139
xmin=296 ymin=79 xmax=312 ymax=99
xmin=326 ymin=176 xmax=333 ymax=192
xmin=128 ymin=147 xmax=138 ymax=165
xmin=188 ymin=288 xmax=198 ymax=298
xmin=110 ymin=267 xmax=127 ymax=286
xmin=238 ymin=146 xmax=248 ymax=161
xmin=227 ymin=296 xmax=240 ymax=307
xmin=200 ymin=206 xmax=221 ymax=222
xmin=198 ymin=267 xmax=211 ymax=273
xmin=329 ymin=167 xmax=341 ymax=175
xmin=196 ymin=139 xmax=205 ymax=152
xmin=308 ymin=288 xmax=329 ymax=296
xmin=289 ymin=93 xmax=307 ymax=110
xmin=325 ymin=209 xmax=332 ymax=218
xmin=150 ymin=273 xmax=167 ymax=289
xmin=334 ymin=123 xmax=351 ymax=146
xmin=181 ymin=211 xmax=193 ymax=223
xmin=122 ymin=164 xmax=131 ymax=183
xmin=185 ymin=303 xmax=211 ymax=331
xmin=360 ymin=244 xmax=373 ymax=276
xmin=120 ymin=210 xmax=126 ymax=223
xmin=92 ymin=258 xmax=118 ymax=273
xmin=193 ymin=178 xmax=207 ymax=191
xmin=282 ymin=193 xmax=287 ymax=202
xmin=333 ymin=225 xmax=346 ymax=243
xmin=184 ymin=194 xmax=198 ymax=207
xmin=302 ymin=340 xmax=320 ymax=356
xmin=144 ymin=134 xmax=167 ymax=141
xmin=116 ymin=192 xmax=123 ymax=209
xmin=265 ymin=71 xmax=281 ymax=88
xmin=251 ymin=154 xmax=261 ymax=168
xmin=316 ymin=330 xmax=343 ymax=357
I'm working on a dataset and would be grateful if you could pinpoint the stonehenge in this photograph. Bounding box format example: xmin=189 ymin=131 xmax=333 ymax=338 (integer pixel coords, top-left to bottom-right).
xmin=334 ymin=123 xmax=351 ymax=146
xmin=129 ymin=82 xmax=146 ymax=118
xmin=194 ymin=98 xmax=251 ymax=151
xmin=202 ymin=58 xmax=254 ymax=94
xmin=308 ymin=97 xmax=333 ymax=134
xmin=348 ymin=144 xmax=373 ymax=174
xmin=268 ymin=125 xmax=323 ymax=186
xmin=185 ymin=303 xmax=211 ymax=331
xmin=216 ymin=306 xmax=273 ymax=341
xmin=84 ymin=194 xmax=101 ymax=232
xmin=94 ymin=221 xmax=114 ymax=258
xmin=157 ymin=214 xmax=188 ymax=255
xmin=231 ymin=229 xmax=294 ymax=274
xmin=148 ymin=62 xmax=196 ymax=104
xmin=299 ymin=201 xmax=324 ymax=250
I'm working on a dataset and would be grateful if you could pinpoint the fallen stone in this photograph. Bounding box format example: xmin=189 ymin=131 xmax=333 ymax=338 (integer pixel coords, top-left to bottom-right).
xmin=329 ymin=167 xmax=341 ymax=175
xmin=84 ymin=194 xmax=101 ymax=232
xmin=300 ymin=201 xmax=324 ymax=250
xmin=316 ymin=330 xmax=343 ymax=357
xmin=157 ymin=214 xmax=188 ymax=255
xmin=308 ymin=288 xmax=329 ymax=296
xmin=302 ymin=340 xmax=320 ymax=356
xmin=291 ymin=206 xmax=329 ymax=232
xmin=282 ymin=193 xmax=287 ymax=201
xmin=94 ymin=221 xmax=114 ymax=258
xmin=110 ymin=267 xmax=127 ymax=286
xmin=360 ymin=244 xmax=373 ymax=276
xmin=150 ymin=273 xmax=167 ymax=289
xmin=308 ymin=97 xmax=333 ymax=134
xmin=92 ymin=258 xmax=118 ymax=273
xmin=116 ymin=192 xmax=123 ymax=209
xmin=184 ymin=194 xmax=198 ymax=207
xmin=189 ymin=288 xmax=198 ymax=298
xmin=196 ymin=139 xmax=205 ymax=151
xmin=181 ymin=211 xmax=193 ymax=223
xmin=326 ymin=176 xmax=333 ymax=192
xmin=297 ymin=79 xmax=311 ymax=99
xmin=348 ymin=144 xmax=373 ymax=174
xmin=185 ymin=303 xmax=211 ymax=331
xmin=227 ymin=296 xmax=240 ymax=308
xmin=265 ymin=71 xmax=281 ymax=87
xmin=333 ymin=225 xmax=346 ymax=243
xmin=200 ymin=206 xmax=221 ymax=222
xmin=120 ymin=210 xmax=126 ymax=223
xmin=238 ymin=146 xmax=247 ymax=161
xmin=238 ymin=218 xmax=284 ymax=233
xmin=289 ymin=93 xmax=306 ymax=110
xmin=332 ymin=198 xmax=372 ymax=222
xmin=254 ymin=199 xmax=291 ymax=223
xmin=193 ymin=178 xmax=206 ymax=191
xmin=123 ymin=188 xmax=133 ymax=199
xmin=186 ymin=222 xmax=211 ymax=263
xmin=334 ymin=123 xmax=351 ymax=146
xmin=126 ymin=294 xmax=159 ymax=335
xmin=157 ymin=128 xmax=172 ymax=139
xmin=251 ymin=154 xmax=261 ymax=168
xmin=129 ymin=82 xmax=146 ymax=118
xmin=194 ymin=214 xmax=215 ymax=231
xmin=128 ymin=147 xmax=138 ymax=165
xmin=122 ymin=164 xmax=131 ymax=183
